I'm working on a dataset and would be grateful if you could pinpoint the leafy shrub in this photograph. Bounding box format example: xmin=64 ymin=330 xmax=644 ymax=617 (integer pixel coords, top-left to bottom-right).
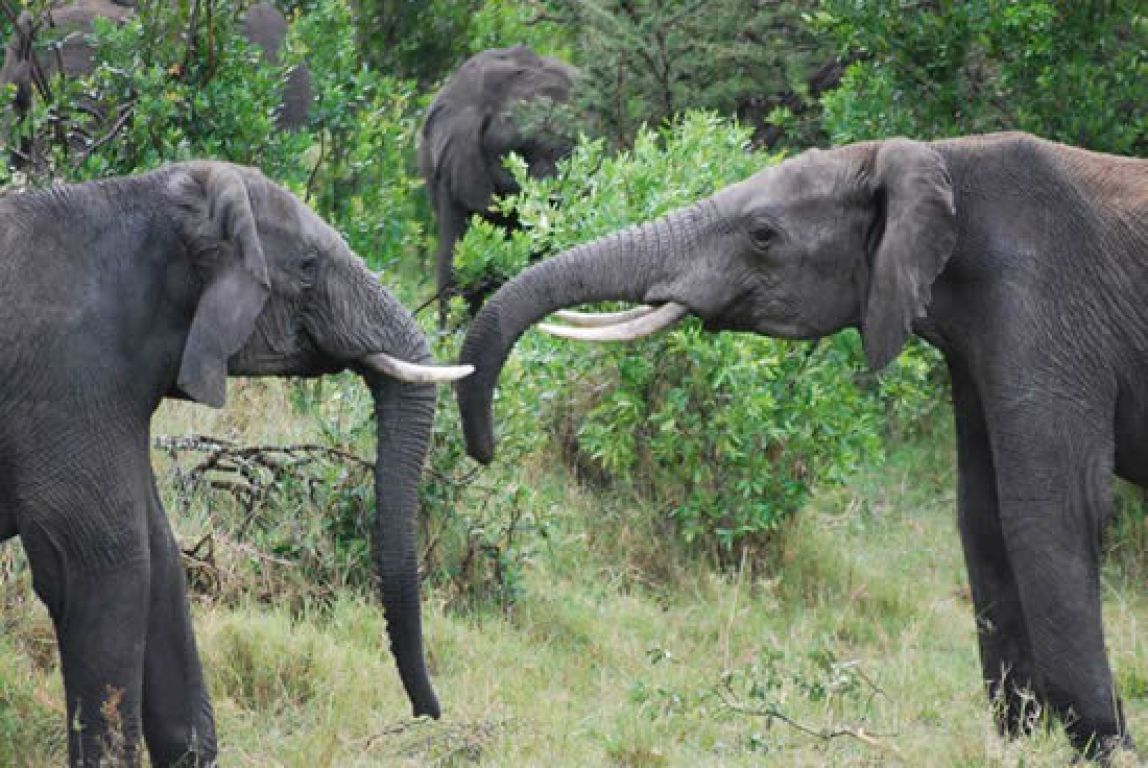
xmin=352 ymin=0 xmax=570 ymax=88
xmin=455 ymin=112 xmax=942 ymax=564
xmin=418 ymin=400 xmax=548 ymax=614
xmin=817 ymin=0 xmax=1148 ymax=153
xmin=539 ymin=0 xmax=838 ymax=150
xmin=6 ymin=0 xmax=303 ymax=183
xmin=4 ymin=0 xmax=428 ymax=276
xmin=291 ymin=0 xmax=427 ymax=272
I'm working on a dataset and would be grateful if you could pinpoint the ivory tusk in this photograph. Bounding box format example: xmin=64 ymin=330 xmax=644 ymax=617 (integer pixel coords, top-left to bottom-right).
xmin=539 ymin=302 xmax=689 ymax=342
xmin=552 ymin=305 xmax=656 ymax=327
xmin=360 ymin=352 xmax=474 ymax=383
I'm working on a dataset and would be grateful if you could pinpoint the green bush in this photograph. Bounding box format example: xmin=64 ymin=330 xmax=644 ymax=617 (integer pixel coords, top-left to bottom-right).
xmin=7 ymin=0 xmax=301 ymax=183
xmin=454 ymin=112 xmax=941 ymax=563
xmin=292 ymin=0 xmax=427 ymax=273
xmin=818 ymin=0 xmax=1148 ymax=153
xmin=352 ymin=0 xmax=570 ymax=88
xmin=541 ymin=0 xmax=836 ymax=150
xmin=5 ymin=0 xmax=428 ymax=276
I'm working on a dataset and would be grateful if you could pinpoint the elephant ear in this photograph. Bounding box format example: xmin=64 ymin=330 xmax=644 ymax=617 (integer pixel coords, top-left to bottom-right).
xmin=422 ymin=100 xmax=495 ymax=213
xmin=862 ymin=139 xmax=957 ymax=370
xmin=174 ymin=163 xmax=271 ymax=408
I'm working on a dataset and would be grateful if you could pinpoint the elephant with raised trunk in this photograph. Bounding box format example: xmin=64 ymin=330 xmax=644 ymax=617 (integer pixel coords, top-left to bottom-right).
xmin=0 ymin=161 xmax=466 ymax=766
xmin=457 ymin=132 xmax=1148 ymax=760
xmin=419 ymin=44 xmax=578 ymax=328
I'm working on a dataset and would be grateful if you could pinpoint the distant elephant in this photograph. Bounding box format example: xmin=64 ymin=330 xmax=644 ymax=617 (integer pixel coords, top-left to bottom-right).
xmin=0 ymin=161 xmax=467 ymax=765
xmin=419 ymin=44 xmax=578 ymax=328
xmin=0 ymin=0 xmax=312 ymax=165
xmin=239 ymin=0 xmax=313 ymax=130
xmin=457 ymin=132 xmax=1148 ymax=760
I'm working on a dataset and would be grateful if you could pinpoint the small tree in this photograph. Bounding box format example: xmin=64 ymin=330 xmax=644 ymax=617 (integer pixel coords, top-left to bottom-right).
xmin=818 ymin=0 xmax=1148 ymax=155
xmin=541 ymin=0 xmax=842 ymax=149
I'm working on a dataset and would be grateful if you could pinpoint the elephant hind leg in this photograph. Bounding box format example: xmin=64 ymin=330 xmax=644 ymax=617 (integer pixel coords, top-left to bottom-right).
xmin=986 ymin=394 xmax=1129 ymax=757
xmin=949 ymin=361 xmax=1039 ymax=737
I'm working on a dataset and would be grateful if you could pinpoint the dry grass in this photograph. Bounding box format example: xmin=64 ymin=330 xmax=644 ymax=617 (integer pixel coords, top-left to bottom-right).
xmin=1 ymin=379 xmax=1145 ymax=766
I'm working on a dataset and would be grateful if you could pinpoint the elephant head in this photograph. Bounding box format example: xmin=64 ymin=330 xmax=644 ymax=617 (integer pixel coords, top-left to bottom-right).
xmin=456 ymin=138 xmax=956 ymax=463
xmin=418 ymin=44 xmax=579 ymax=327
xmin=168 ymin=162 xmax=464 ymax=718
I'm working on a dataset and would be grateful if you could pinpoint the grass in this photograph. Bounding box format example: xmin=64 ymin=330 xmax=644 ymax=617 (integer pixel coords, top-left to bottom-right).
xmin=1 ymin=379 xmax=1145 ymax=766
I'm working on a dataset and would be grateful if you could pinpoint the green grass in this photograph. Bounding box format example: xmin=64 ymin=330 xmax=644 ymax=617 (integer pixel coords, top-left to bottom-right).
xmin=1 ymin=380 xmax=1145 ymax=766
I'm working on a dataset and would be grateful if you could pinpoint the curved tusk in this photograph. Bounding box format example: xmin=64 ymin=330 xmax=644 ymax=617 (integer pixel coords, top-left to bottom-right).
xmin=539 ymin=302 xmax=689 ymax=342
xmin=552 ymin=305 xmax=657 ymax=327
xmin=360 ymin=352 xmax=474 ymax=383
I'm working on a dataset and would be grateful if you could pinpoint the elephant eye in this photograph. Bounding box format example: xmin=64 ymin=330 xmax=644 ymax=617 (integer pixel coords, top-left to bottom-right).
xmin=749 ymin=221 xmax=777 ymax=249
xmin=297 ymin=250 xmax=320 ymax=286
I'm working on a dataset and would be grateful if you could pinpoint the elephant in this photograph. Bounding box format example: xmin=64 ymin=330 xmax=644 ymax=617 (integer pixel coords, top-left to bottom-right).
xmin=455 ymin=132 xmax=1148 ymax=760
xmin=239 ymin=0 xmax=313 ymax=131
xmin=418 ymin=44 xmax=578 ymax=328
xmin=0 ymin=160 xmax=466 ymax=766
xmin=0 ymin=0 xmax=313 ymax=165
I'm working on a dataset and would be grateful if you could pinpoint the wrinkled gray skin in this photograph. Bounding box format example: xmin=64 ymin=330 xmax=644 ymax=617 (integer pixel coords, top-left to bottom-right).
xmin=458 ymin=133 xmax=1148 ymax=761
xmin=0 ymin=0 xmax=312 ymax=162
xmin=0 ymin=161 xmax=440 ymax=767
xmin=419 ymin=44 xmax=577 ymax=328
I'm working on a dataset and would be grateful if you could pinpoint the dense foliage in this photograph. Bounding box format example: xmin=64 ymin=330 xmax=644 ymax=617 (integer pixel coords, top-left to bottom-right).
xmin=5 ymin=0 xmax=426 ymax=277
xmin=538 ymin=0 xmax=839 ymax=150
xmin=352 ymin=0 xmax=569 ymax=86
xmin=819 ymin=0 xmax=1148 ymax=153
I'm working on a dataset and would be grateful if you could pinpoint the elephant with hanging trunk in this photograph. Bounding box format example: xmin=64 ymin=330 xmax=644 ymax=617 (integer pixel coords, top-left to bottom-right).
xmin=0 ymin=161 xmax=465 ymax=766
xmin=457 ymin=132 xmax=1148 ymax=761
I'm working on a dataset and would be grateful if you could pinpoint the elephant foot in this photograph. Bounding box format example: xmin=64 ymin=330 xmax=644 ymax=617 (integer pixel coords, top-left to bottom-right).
xmin=1071 ymin=733 xmax=1136 ymax=766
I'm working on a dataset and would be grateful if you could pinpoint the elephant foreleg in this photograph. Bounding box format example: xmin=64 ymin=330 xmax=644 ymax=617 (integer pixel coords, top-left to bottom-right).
xmin=949 ymin=361 xmax=1038 ymax=736
xmin=0 ymin=511 xmax=15 ymax=542
xmin=21 ymin=515 xmax=150 ymax=768
xmin=141 ymin=481 xmax=216 ymax=767
xmin=987 ymin=395 xmax=1129 ymax=758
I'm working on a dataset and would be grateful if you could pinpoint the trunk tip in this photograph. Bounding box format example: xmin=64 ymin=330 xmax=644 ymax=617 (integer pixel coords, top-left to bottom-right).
xmin=464 ymin=429 xmax=495 ymax=465
xmin=413 ymin=697 xmax=442 ymax=719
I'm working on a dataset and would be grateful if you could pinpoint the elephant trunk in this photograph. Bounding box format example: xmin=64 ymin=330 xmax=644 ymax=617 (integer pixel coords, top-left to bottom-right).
xmin=457 ymin=200 xmax=716 ymax=464
xmin=364 ymin=364 xmax=440 ymax=718
xmin=352 ymin=288 xmax=440 ymax=718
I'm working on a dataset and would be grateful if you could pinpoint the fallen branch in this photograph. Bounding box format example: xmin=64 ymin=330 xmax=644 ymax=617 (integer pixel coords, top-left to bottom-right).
xmin=715 ymin=680 xmax=902 ymax=759
xmin=155 ymin=435 xmax=372 ymax=469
